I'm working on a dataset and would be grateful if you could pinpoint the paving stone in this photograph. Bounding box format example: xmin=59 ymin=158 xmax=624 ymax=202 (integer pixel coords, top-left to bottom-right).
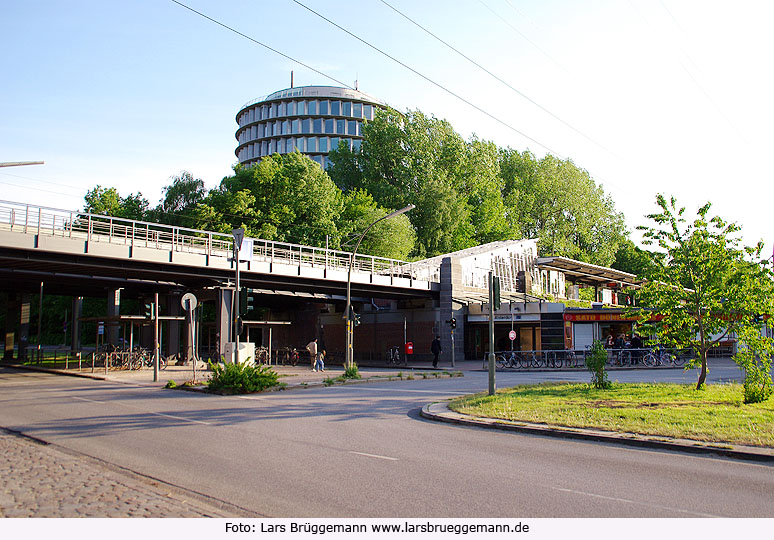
xmin=0 ymin=432 xmax=230 ymax=517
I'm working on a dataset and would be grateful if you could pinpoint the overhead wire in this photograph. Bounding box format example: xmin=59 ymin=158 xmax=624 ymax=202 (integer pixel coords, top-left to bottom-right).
xmin=168 ymin=0 xmax=354 ymax=90
xmin=378 ymin=0 xmax=612 ymax=154
xmin=288 ymin=0 xmax=563 ymax=157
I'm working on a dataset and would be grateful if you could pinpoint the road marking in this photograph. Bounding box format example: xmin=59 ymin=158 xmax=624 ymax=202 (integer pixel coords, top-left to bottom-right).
xmin=348 ymin=451 xmax=399 ymax=461
xmin=551 ymin=487 xmax=721 ymax=517
xmin=71 ymin=396 xmax=211 ymax=425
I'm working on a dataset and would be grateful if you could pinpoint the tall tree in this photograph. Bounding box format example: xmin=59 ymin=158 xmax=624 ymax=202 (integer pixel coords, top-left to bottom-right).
xmin=150 ymin=171 xmax=208 ymax=227
xmin=631 ymin=195 xmax=774 ymax=392
xmin=499 ymin=150 xmax=625 ymax=265
xmin=83 ymin=185 xmax=149 ymax=221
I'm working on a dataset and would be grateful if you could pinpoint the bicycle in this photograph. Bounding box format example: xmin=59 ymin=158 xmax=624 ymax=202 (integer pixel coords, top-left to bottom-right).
xmin=643 ymin=347 xmax=675 ymax=367
xmin=614 ymin=348 xmax=632 ymax=367
xmin=563 ymin=349 xmax=578 ymax=368
xmin=277 ymin=347 xmax=299 ymax=366
xmin=544 ymin=351 xmax=563 ymax=369
xmin=386 ymin=346 xmax=405 ymax=366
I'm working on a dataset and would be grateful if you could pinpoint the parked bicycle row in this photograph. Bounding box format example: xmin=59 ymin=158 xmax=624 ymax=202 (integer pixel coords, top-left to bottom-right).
xmin=483 ymin=347 xmax=691 ymax=370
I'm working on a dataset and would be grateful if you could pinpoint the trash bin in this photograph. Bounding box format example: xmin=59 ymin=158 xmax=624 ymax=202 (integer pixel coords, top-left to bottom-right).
xmin=405 ymin=342 xmax=413 ymax=355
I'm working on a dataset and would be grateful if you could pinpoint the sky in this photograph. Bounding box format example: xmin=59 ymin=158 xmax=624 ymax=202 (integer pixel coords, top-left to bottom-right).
xmin=2 ymin=0 xmax=772 ymax=256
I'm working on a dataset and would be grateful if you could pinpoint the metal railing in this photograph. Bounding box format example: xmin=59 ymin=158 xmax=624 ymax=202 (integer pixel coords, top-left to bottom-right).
xmin=485 ymin=347 xmax=693 ymax=370
xmin=0 ymin=200 xmax=440 ymax=284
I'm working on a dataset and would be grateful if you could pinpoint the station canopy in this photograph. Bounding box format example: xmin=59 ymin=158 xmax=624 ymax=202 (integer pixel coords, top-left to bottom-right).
xmin=535 ymin=256 xmax=641 ymax=289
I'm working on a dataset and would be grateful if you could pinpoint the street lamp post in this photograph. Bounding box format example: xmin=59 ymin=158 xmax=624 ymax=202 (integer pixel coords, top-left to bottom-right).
xmin=232 ymin=228 xmax=244 ymax=365
xmin=344 ymin=204 xmax=415 ymax=369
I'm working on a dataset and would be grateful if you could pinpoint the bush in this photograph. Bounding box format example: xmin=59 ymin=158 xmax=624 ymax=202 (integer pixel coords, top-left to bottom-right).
xmin=207 ymin=360 xmax=279 ymax=394
xmin=585 ymin=340 xmax=611 ymax=389
xmin=343 ymin=362 xmax=361 ymax=379
xmin=165 ymin=380 xmax=177 ymax=389
xmin=734 ymin=326 xmax=774 ymax=404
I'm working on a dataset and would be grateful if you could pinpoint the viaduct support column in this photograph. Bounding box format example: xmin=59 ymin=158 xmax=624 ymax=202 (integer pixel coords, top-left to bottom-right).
xmin=107 ymin=289 xmax=121 ymax=346
xmin=70 ymin=296 xmax=82 ymax=352
xmin=167 ymin=293 xmax=181 ymax=359
xmin=440 ymin=257 xmax=464 ymax=365
xmin=215 ymin=287 xmax=234 ymax=358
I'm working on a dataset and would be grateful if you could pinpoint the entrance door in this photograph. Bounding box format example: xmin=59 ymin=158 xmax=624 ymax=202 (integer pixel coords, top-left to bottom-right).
xmin=573 ymin=323 xmax=594 ymax=351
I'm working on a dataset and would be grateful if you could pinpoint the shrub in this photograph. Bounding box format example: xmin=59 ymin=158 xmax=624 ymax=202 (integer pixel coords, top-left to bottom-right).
xmin=734 ymin=326 xmax=774 ymax=404
xmin=164 ymin=380 xmax=177 ymax=389
xmin=343 ymin=362 xmax=361 ymax=379
xmin=207 ymin=360 xmax=279 ymax=394
xmin=585 ymin=340 xmax=611 ymax=389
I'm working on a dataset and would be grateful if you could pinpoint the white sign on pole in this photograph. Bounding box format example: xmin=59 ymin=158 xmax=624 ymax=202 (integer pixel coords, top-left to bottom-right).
xmin=509 ymin=330 xmax=517 ymax=341
xmin=238 ymin=238 xmax=254 ymax=261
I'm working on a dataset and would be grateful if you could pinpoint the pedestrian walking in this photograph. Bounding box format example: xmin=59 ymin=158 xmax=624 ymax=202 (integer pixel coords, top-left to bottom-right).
xmin=306 ymin=338 xmax=318 ymax=371
xmin=431 ymin=336 xmax=442 ymax=368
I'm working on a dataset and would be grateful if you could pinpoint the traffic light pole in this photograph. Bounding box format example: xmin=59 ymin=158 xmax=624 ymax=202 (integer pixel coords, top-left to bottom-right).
xmin=488 ymin=272 xmax=496 ymax=396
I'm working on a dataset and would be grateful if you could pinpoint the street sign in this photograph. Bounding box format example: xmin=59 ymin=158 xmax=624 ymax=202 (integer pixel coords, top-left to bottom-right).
xmin=509 ymin=330 xmax=516 ymax=341
xmin=181 ymin=292 xmax=198 ymax=311
xmin=232 ymin=228 xmax=245 ymax=247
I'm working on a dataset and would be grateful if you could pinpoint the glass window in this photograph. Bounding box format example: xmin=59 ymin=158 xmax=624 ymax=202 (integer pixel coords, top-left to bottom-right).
xmin=287 ymin=101 xmax=295 ymax=116
xmin=364 ymin=104 xmax=373 ymax=120
xmin=269 ymin=140 xmax=275 ymax=154
xmin=308 ymin=100 xmax=317 ymax=115
xmin=319 ymin=137 xmax=328 ymax=152
xmin=343 ymin=102 xmax=351 ymax=116
xmin=284 ymin=120 xmax=291 ymax=134
xmin=296 ymin=100 xmax=305 ymax=115
xmin=287 ymin=139 xmax=294 ymax=153
xmin=352 ymin=139 xmax=362 ymax=152
xmin=302 ymin=118 xmax=310 ymax=134
xmin=325 ymin=118 xmax=334 ymax=133
xmin=353 ymin=103 xmax=362 ymax=118
xmin=296 ymin=137 xmax=305 ymax=152
xmin=330 ymin=100 xmax=340 ymax=115
xmin=291 ymin=119 xmax=299 ymax=134
xmin=261 ymin=140 xmax=268 ymax=155
xmin=347 ymin=120 xmax=357 ymax=135
xmin=278 ymin=102 xmax=286 ymax=116
xmin=336 ymin=119 xmax=345 ymax=134
xmin=313 ymin=118 xmax=322 ymax=133
xmin=319 ymin=100 xmax=328 ymax=115
xmin=330 ymin=137 xmax=339 ymax=149
xmin=307 ymin=137 xmax=317 ymax=152
xmin=270 ymin=103 xmax=277 ymax=118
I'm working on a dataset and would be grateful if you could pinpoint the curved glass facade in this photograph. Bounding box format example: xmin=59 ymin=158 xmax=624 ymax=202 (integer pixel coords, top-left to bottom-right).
xmin=235 ymin=86 xmax=386 ymax=169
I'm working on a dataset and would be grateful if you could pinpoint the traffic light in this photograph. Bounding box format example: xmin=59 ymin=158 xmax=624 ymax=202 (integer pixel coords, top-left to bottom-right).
xmin=493 ymin=276 xmax=501 ymax=310
xmin=144 ymin=302 xmax=154 ymax=318
xmin=446 ymin=317 xmax=457 ymax=329
xmin=353 ymin=311 xmax=361 ymax=327
xmin=239 ymin=287 xmax=247 ymax=316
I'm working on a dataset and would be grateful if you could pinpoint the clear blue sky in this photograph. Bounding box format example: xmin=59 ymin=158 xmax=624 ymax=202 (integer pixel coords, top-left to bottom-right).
xmin=2 ymin=0 xmax=772 ymax=255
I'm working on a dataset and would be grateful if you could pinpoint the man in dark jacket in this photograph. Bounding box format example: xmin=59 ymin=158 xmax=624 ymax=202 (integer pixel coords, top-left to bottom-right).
xmin=431 ymin=336 xmax=442 ymax=368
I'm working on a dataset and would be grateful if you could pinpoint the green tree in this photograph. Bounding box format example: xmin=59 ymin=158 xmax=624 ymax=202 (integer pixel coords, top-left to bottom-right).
xmin=499 ymin=150 xmax=625 ymax=265
xmin=150 ymin=171 xmax=208 ymax=227
xmin=338 ymin=189 xmax=416 ymax=259
xmin=612 ymin=239 xmax=663 ymax=280
xmin=631 ymin=195 xmax=774 ymax=392
xmin=200 ymin=152 xmax=343 ymax=247
xmin=83 ymin=185 xmax=149 ymax=221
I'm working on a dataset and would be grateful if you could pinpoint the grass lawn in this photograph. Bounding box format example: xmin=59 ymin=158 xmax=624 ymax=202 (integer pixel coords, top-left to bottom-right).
xmin=449 ymin=383 xmax=774 ymax=447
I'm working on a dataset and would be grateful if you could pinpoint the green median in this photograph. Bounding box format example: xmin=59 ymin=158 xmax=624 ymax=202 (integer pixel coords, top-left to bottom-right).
xmin=449 ymin=383 xmax=774 ymax=447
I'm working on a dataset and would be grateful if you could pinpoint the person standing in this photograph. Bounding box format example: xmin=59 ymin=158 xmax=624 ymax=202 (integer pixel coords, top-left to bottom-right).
xmin=306 ymin=338 xmax=318 ymax=371
xmin=431 ymin=336 xmax=442 ymax=368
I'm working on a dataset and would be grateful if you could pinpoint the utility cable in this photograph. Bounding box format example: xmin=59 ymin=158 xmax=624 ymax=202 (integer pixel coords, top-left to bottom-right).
xmin=289 ymin=0 xmax=563 ymax=157
xmin=379 ymin=0 xmax=611 ymax=153
xmin=169 ymin=0 xmax=354 ymax=90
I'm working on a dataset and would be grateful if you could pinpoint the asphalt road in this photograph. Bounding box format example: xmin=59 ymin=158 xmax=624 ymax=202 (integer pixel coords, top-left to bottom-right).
xmin=1 ymin=363 xmax=772 ymax=518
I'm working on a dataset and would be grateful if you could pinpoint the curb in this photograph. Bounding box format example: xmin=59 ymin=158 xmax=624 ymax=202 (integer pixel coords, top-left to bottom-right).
xmin=420 ymin=401 xmax=774 ymax=463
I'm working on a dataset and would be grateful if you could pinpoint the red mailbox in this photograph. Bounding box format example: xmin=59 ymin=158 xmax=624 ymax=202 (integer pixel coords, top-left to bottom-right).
xmin=405 ymin=342 xmax=414 ymax=355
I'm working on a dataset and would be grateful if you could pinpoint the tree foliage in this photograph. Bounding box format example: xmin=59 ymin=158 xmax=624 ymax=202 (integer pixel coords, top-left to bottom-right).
xmin=83 ymin=185 xmax=149 ymax=221
xmin=631 ymin=195 xmax=774 ymax=393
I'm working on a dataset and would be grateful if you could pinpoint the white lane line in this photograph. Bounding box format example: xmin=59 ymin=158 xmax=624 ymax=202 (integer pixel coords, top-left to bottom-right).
xmin=348 ymin=451 xmax=399 ymax=461
xmin=71 ymin=396 xmax=211 ymax=425
xmin=552 ymin=487 xmax=721 ymax=518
